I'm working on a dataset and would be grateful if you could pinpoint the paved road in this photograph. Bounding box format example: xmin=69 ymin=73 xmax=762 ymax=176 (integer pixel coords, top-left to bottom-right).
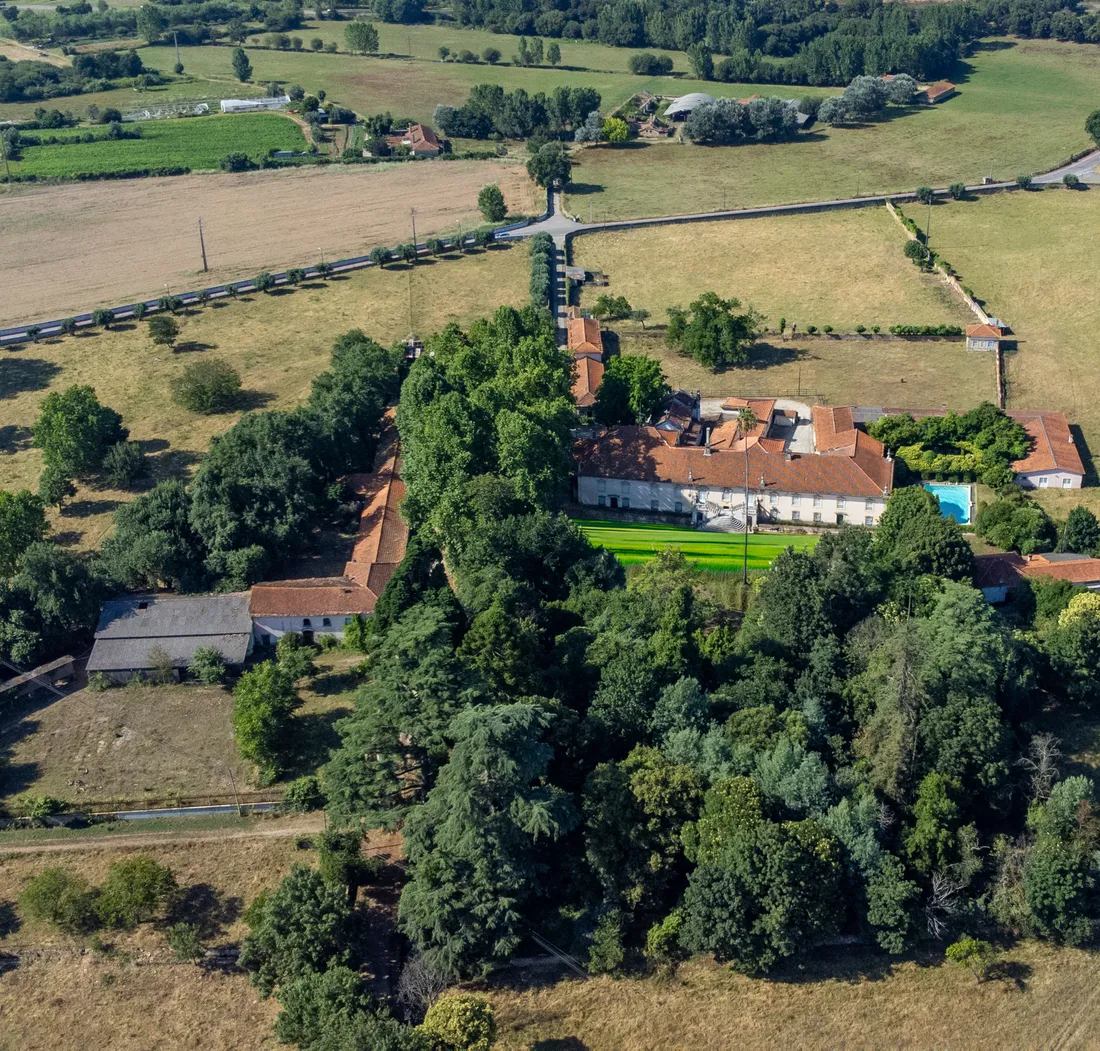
xmin=1036 ymin=151 xmax=1100 ymax=184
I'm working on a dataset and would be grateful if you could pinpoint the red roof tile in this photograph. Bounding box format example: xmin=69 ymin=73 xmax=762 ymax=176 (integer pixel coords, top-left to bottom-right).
xmin=966 ymin=323 xmax=1004 ymax=339
xmin=572 ymin=355 xmax=604 ymax=407
xmin=575 ymin=425 xmax=894 ymax=498
xmin=1011 ymin=412 xmax=1084 ymax=476
xmin=251 ymin=581 xmax=380 ymax=616
xmin=975 ymin=552 xmax=1100 ymax=589
xmin=567 ymin=317 xmax=603 ymax=356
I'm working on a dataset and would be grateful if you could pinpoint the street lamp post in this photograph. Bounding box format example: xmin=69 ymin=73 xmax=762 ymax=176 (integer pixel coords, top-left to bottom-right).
xmin=989 ymin=157 xmax=996 ymax=183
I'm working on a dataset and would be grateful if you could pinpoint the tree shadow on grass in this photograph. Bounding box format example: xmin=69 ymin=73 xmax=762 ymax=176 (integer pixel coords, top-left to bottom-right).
xmin=0 ymin=425 xmax=33 ymax=455
xmin=173 ymin=341 xmax=217 ymax=354
xmin=65 ymin=497 xmax=123 ymax=518
xmin=235 ymin=390 xmax=277 ymax=412
xmin=167 ymin=883 xmax=243 ymax=940
xmin=285 ymin=709 xmax=352 ymax=777
xmin=566 ymin=182 xmax=604 ymax=196
xmin=300 ymin=281 xmax=329 ymax=290
xmin=739 ymin=341 xmax=809 ymax=371
xmin=310 ymin=669 xmax=360 ymax=697
xmin=0 ymin=357 xmax=62 ymax=399
xmin=0 ymin=900 xmax=21 ymax=939
xmin=532 ymin=1041 xmax=591 ymax=1051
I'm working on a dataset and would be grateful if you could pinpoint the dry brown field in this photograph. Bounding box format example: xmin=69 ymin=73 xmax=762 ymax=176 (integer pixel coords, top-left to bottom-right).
xmin=0 ymin=242 xmax=529 ymax=549
xmin=0 ymin=159 xmax=541 ymax=326
xmin=0 ymin=650 xmax=360 ymax=810
xmin=490 ymin=945 xmax=1100 ymax=1050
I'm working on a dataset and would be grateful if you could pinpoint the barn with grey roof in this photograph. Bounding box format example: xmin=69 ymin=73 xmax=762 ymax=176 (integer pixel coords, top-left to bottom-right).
xmin=86 ymin=594 xmax=254 ymax=682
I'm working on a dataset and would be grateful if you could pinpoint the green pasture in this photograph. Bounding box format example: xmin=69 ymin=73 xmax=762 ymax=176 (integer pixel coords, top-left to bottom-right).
xmin=575 ymin=519 xmax=818 ymax=572
xmin=9 ymin=111 xmax=305 ymax=175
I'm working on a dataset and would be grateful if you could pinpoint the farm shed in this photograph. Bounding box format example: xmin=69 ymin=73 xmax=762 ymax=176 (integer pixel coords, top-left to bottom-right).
xmin=86 ymin=594 xmax=253 ymax=683
xmin=220 ymin=95 xmax=290 ymax=114
xmin=664 ymin=92 xmax=716 ymax=119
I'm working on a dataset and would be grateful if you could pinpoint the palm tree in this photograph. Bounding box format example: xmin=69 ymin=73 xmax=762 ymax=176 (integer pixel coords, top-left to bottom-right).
xmin=736 ymin=406 xmax=759 ymax=583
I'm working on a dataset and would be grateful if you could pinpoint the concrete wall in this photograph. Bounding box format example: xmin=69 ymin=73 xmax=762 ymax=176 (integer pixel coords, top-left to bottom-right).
xmin=577 ymin=475 xmax=887 ymax=526
xmin=1016 ymin=470 xmax=1083 ymax=490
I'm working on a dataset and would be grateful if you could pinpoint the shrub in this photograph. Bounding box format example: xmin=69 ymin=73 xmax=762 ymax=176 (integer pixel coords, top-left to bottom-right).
xmin=276 ymin=631 xmax=316 ymax=681
xmin=823 ymin=325 xmax=833 ymax=334
xmin=282 ymin=774 xmax=325 ymax=812
xmin=171 ymin=358 xmax=242 ymax=414
xmin=904 ymin=239 xmax=929 ymax=265
xmin=310 ymin=37 xmax=323 ymax=50
xmin=87 ymin=671 xmax=113 ymax=692
xmin=370 ymin=246 xmax=390 ymax=268
xmin=253 ymin=271 xmax=276 ymax=293
xmin=477 ymin=183 xmax=507 ymax=222
xmin=420 ymin=995 xmax=496 ymax=1051
xmin=426 ymin=237 xmax=445 ymax=256
xmin=948 ymin=182 xmax=966 ymax=199
xmin=167 ymin=922 xmax=204 ymax=962
xmin=1063 ymin=173 xmax=1080 ymax=188
xmin=189 ymin=645 xmax=227 ymax=684
xmin=855 ymin=325 xmax=866 ymax=334
xmin=91 ymin=308 xmax=114 ymax=328
xmin=148 ymin=314 xmax=179 ymax=348
xmin=20 ymin=868 xmax=99 ymax=934
xmin=398 ymin=242 xmax=418 ymax=264
xmin=806 ymin=325 xmax=817 ymax=334
xmin=219 ymin=151 xmax=254 ymax=172
xmin=285 ymin=267 xmax=306 ymax=285
xmin=101 ymin=441 xmax=147 ymax=489
xmin=96 ymin=857 xmax=177 ymax=929
xmin=914 ymin=185 xmax=934 ymax=204
xmin=1015 ymin=173 xmax=1034 ymax=190
xmin=946 ymin=936 xmax=998 ymax=982
xmin=59 ymin=317 xmax=77 ymax=336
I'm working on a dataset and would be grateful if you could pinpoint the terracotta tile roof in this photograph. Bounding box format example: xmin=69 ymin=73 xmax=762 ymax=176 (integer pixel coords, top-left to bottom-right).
xmin=923 ymin=81 xmax=956 ymax=102
xmin=813 ymin=406 xmax=857 ymax=452
xmin=575 ymin=425 xmax=894 ymax=498
xmin=567 ymin=317 xmax=603 ymax=356
xmin=347 ymin=454 xmax=407 ymax=569
xmin=966 ymin=323 xmax=1004 ymax=339
xmin=708 ymin=400 xmax=775 ymax=451
xmin=1011 ymin=412 xmax=1085 ymax=476
xmin=974 ymin=552 xmax=1100 ymax=590
xmin=572 ymin=355 xmax=604 ymax=408
xmin=251 ymin=580 xmax=380 ymax=617
xmin=387 ymin=123 xmax=442 ymax=152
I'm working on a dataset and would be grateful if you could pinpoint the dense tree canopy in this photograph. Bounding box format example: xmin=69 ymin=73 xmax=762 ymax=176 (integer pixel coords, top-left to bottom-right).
xmin=666 ymin=291 xmax=763 ymax=369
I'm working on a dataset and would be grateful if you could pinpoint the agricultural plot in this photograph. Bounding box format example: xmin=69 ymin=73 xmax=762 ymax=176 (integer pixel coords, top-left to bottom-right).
xmin=565 ymin=40 xmax=1100 ymax=219
xmin=0 ymin=241 xmax=530 ymax=549
xmin=575 ymin=519 xmax=818 ymax=572
xmin=8 ymin=112 xmax=305 ymax=177
xmin=1 ymin=159 xmax=539 ymax=327
xmin=575 ymin=207 xmax=973 ymax=333
xmin=915 ymin=187 xmax=1100 ymax=511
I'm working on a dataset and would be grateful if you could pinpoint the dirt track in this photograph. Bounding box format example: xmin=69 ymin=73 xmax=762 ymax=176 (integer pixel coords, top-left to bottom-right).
xmin=0 ymin=160 xmax=541 ymax=326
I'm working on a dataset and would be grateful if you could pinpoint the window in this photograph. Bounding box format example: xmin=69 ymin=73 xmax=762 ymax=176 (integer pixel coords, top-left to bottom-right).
xmin=597 ymin=479 xmax=607 ymax=492
xmin=791 ymin=494 xmax=801 ymax=506
xmin=837 ymin=497 xmax=846 ymax=509
xmin=813 ymin=512 xmax=822 ymax=523
xmin=1063 ymin=477 xmax=1073 ymax=488
xmin=675 ymin=500 xmax=682 ymax=513
xmin=723 ymin=489 xmax=732 ymax=502
xmin=865 ymin=516 xmax=874 ymax=526
xmin=1039 ymin=477 xmax=1049 ymax=488
xmin=343 ymin=617 xmax=351 ymax=625
xmin=622 ymin=497 xmax=631 ymax=509
xmin=769 ymin=492 xmax=778 ymax=505
xmin=303 ymin=618 xmax=312 ymax=628
xmin=866 ymin=498 xmax=875 ymax=511
xmin=322 ymin=617 xmax=331 ymax=627
xmin=836 ymin=514 xmax=844 ymax=525
xmin=792 ymin=511 xmax=801 ymax=522
xmin=698 ymin=489 xmax=709 ymax=503
xmin=813 ymin=495 xmax=822 ymax=507
xmin=598 ymin=495 xmax=606 ymax=507
xmin=650 ymin=500 xmax=658 ymax=512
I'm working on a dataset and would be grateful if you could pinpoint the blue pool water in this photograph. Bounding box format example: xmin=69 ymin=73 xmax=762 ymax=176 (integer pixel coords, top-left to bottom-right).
xmin=924 ymin=483 xmax=971 ymax=524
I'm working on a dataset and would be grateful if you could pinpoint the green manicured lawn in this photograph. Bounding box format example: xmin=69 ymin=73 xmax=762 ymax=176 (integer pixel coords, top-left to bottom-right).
xmin=10 ymin=111 xmax=305 ymax=176
xmin=576 ymin=518 xmax=818 ymax=571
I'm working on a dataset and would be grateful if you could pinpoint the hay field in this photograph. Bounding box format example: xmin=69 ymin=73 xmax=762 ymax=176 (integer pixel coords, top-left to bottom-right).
xmin=0 ymin=159 xmax=540 ymax=326
xmin=575 ymin=206 xmax=973 ymax=332
xmin=490 ymin=945 xmax=1100 ymax=1050
xmin=0 ymin=243 xmax=529 ymax=549
xmin=614 ymin=329 xmax=997 ymax=409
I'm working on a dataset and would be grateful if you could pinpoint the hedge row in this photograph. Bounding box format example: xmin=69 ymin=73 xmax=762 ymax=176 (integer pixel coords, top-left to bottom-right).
xmin=529 ymin=232 xmax=554 ymax=308
xmin=0 ymin=165 xmax=190 ymax=183
xmin=888 ymin=324 xmax=964 ymax=337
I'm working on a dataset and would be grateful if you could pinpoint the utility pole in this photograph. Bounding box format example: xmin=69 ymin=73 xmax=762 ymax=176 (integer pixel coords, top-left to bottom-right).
xmin=410 ymin=206 xmax=417 ymax=249
xmin=856 ymin=169 xmax=862 ymax=197
xmin=0 ymin=130 xmax=9 ymax=180
xmin=926 ymin=199 xmax=932 ymax=255
xmin=198 ymin=216 xmax=208 ymax=272
xmin=407 ymin=268 xmax=414 ymax=339
xmin=174 ymin=30 xmax=180 ymax=68
xmin=989 ymin=157 xmax=996 ymax=183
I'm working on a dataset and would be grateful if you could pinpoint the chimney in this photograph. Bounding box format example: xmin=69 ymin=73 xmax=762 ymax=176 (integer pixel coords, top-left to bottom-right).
xmin=688 ymin=469 xmax=693 ymax=483
xmin=703 ymin=426 xmax=712 ymax=456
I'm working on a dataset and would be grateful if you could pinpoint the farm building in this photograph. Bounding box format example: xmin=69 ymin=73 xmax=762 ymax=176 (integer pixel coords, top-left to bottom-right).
xmin=86 ymin=594 xmax=253 ymax=683
xmin=385 ymin=123 xmax=444 ymax=157
xmin=220 ymin=95 xmax=290 ymax=114
xmin=974 ymin=552 xmax=1100 ymax=603
xmin=574 ymin=397 xmax=894 ymax=528
xmin=965 ymin=320 xmax=1006 ymax=351
xmin=1011 ymin=411 xmax=1085 ymax=489
xmin=919 ymin=81 xmax=957 ymax=104
xmin=251 ymin=428 xmax=409 ymax=644
xmin=664 ymin=92 xmax=716 ymax=119
xmin=566 ymin=314 xmax=605 ymax=411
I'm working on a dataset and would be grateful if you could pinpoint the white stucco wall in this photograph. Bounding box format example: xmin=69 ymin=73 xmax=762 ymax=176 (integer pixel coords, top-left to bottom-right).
xmin=577 ymin=475 xmax=887 ymax=526
xmin=252 ymin=615 xmax=353 ymax=646
xmin=1016 ymin=470 xmax=1082 ymax=490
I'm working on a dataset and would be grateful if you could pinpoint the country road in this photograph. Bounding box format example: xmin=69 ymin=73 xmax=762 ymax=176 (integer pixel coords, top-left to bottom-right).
xmin=0 ymin=813 xmax=326 ymax=855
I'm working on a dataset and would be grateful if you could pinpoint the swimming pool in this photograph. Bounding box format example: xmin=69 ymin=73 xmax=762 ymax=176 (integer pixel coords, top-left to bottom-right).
xmin=923 ymin=482 xmax=971 ymax=525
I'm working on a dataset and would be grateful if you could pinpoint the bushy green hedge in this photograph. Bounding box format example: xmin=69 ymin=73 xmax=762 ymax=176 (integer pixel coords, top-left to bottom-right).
xmin=529 ymin=232 xmax=554 ymax=308
xmin=889 ymin=324 xmax=964 ymax=337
